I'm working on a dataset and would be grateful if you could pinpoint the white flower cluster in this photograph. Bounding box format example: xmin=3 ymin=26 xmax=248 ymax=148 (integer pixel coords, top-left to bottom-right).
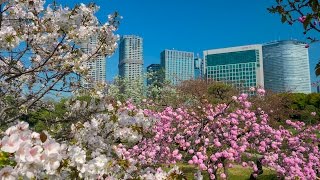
xmin=0 ymin=122 xmax=67 ymax=179
xmin=71 ymin=103 xmax=155 ymax=152
xmin=0 ymin=110 xmax=180 ymax=179
xmin=139 ymin=166 xmax=183 ymax=180
xmin=0 ymin=121 xmax=141 ymax=179
xmin=67 ymin=145 xmax=113 ymax=179
xmin=0 ymin=26 xmax=21 ymax=50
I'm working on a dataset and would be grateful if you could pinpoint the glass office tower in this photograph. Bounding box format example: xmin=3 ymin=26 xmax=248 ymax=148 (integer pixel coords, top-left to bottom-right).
xmin=204 ymin=45 xmax=264 ymax=92
xmin=263 ymin=40 xmax=311 ymax=93
xmin=160 ymin=49 xmax=194 ymax=85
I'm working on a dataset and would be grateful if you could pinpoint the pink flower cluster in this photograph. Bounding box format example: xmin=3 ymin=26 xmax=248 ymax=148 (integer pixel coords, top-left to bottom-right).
xmin=298 ymin=16 xmax=307 ymax=23
xmin=1 ymin=89 xmax=320 ymax=179
xmin=124 ymin=90 xmax=320 ymax=179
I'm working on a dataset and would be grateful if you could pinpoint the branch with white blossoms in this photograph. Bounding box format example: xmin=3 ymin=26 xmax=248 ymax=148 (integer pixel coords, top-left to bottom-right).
xmin=0 ymin=101 xmax=185 ymax=179
xmin=0 ymin=0 xmax=119 ymax=124
xmin=70 ymin=101 xmax=156 ymax=154
xmin=0 ymin=121 xmax=68 ymax=179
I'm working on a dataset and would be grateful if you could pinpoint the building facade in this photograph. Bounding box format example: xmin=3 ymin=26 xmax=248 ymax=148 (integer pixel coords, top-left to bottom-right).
xmin=81 ymin=36 xmax=106 ymax=88
xmin=194 ymin=56 xmax=203 ymax=79
xmin=204 ymin=45 xmax=264 ymax=92
xmin=118 ymin=35 xmax=143 ymax=80
xmin=263 ymin=40 xmax=311 ymax=93
xmin=146 ymin=64 xmax=162 ymax=85
xmin=160 ymin=49 xmax=194 ymax=85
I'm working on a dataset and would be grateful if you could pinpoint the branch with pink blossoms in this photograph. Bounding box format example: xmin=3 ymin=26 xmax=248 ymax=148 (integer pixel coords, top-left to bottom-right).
xmin=125 ymin=89 xmax=320 ymax=179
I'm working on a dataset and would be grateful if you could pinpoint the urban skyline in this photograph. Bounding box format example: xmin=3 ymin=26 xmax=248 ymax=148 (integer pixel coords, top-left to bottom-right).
xmin=81 ymin=32 xmax=315 ymax=93
xmin=82 ymin=32 xmax=311 ymax=93
xmin=58 ymin=1 xmax=320 ymax=91
xmin=112 ymin=37 xmax=311 ymax=94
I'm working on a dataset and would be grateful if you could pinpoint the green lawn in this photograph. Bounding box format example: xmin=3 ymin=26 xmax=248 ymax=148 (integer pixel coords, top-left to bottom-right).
xmin=164 ymin=163 xmax=277 ymax=180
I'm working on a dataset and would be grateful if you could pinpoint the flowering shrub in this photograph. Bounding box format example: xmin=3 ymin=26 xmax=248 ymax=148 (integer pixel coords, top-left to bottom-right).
xmin=0 ymin=101 xmax=185 ymax=179
xmin=124 ymin=89 xmax=320 ymax=179
xmin=1 ymin=88 xmax=320 ymax=179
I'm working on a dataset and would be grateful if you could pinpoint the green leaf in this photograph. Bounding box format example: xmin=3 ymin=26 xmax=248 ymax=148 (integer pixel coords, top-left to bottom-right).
xmin=267 ymin=7 xmax=277 ymax=13
xmin=281 ymin=15 xmax=287 ymax=23
xmin=310 ymin=0 xmax=319 ymax=12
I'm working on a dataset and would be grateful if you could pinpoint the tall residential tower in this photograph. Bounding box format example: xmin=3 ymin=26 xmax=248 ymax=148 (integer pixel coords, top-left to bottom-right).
xmin=81 ymin=36 xmax=106 ymax=88
xmin=118 ymin=35 xmax=143 ymax=80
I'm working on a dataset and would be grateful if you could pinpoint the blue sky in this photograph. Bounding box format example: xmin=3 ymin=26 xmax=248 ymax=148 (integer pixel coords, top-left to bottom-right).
xmin=61 ymin=0 xmax=320 ymax=90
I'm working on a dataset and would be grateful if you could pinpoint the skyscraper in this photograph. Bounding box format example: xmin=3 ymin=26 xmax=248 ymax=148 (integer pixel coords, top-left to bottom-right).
xmin=263 ymin=40 xmax=311 ymax=93
xmin=81 ymin=36 xmax=106 ymax=88
xmin=204 ymin=45 xmax=264 ymax=92
xmin=118 ymin=35 xmax=143 ymax=80
xmin=160 ymin=49 xmax=194 ymax=85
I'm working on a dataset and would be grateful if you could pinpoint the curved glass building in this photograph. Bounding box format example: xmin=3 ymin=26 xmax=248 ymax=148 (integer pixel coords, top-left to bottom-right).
xmin=263 ymin=40 xmax=311 ymax=93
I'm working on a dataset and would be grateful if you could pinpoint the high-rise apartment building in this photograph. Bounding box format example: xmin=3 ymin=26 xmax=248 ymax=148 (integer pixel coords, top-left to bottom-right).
xmin=118 ymin=35 xmax=143 ymax=80
xmin=146 ymin=64 xmax=162 ymax=85
xmin=204 ymin=45 xmax=264 ymax=92
xmin=160 ymin=49 xmax=194 ymax=85
xmin=81 ymin=36 xmax=106 ymax=88
xmin=263 ymin=40 xmax=311 ymax=93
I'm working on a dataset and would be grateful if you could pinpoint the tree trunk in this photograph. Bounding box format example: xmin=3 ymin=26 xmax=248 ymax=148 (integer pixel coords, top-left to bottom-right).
xmin=222 ymin=160 xmax=229 ymax=179
xmin=249 ymin=157 xmax=264 ymax=180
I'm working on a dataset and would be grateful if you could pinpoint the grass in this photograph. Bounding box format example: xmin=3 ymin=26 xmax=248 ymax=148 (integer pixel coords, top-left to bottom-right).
xmin=163 ymin=163 xmax=277 ymax=180
xmin=226 ymin=165 xmax=277 ymax=180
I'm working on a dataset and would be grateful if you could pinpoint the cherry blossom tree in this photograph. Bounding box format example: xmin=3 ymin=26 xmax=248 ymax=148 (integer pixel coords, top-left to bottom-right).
xmin=1 ymin=0 xmax=320 ymax=179
xmin=126 ymin=88 xmax=320 ymax=179
xmin=0 ymin=100 xmax=185 ymax=179
xmin=0 ymin=0 xmax=119 ymax=125
xmin=1 ymin=86 xmax=320 ymax=179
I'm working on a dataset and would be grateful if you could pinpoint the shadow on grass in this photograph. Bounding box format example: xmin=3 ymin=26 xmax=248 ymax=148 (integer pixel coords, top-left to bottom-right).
xmin=165 ymin=163 xmax=277 ymax=180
